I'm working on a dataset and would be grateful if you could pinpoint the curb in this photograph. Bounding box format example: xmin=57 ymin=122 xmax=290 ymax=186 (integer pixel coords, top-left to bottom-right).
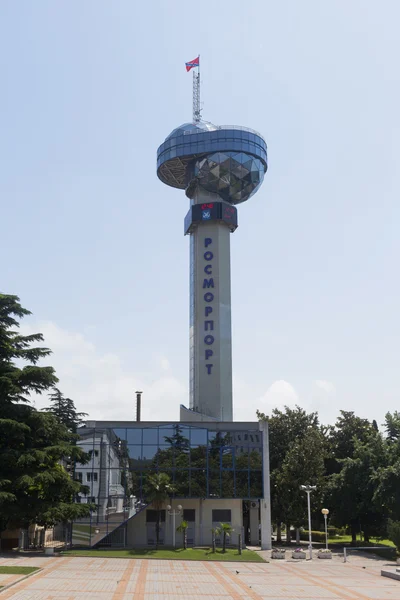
xmin=0 ymin=569 xmax=42 ymax=594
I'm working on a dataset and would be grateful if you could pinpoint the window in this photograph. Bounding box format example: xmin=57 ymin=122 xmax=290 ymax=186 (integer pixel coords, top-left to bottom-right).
xmin=183 ymin=509 xmax=195 ymax=522
xmin=86 ymin=472 xmax=98 ymax=482
xmin=212 ymin=509 xmax=231 ymax=523
xmin=88 ymin=450 xmax=99 ymax=458
xmin=76 ymin=472 xmax=83 ymax=482
xmin=146 ymin=510 xmax=166 ymax=523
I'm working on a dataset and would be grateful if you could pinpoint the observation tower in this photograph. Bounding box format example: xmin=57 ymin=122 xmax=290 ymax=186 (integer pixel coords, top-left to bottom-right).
xmin=156 ymin=58 xmax=268 ymax=421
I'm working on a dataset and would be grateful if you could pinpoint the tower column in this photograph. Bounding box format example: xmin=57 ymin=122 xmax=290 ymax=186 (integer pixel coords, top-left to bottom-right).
xmin=189 ymin=191 xmax=233 ymax=420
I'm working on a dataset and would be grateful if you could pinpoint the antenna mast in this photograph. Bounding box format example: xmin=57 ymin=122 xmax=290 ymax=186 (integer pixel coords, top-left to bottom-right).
xmin=193 ymin=56 xmax=201 ymax=123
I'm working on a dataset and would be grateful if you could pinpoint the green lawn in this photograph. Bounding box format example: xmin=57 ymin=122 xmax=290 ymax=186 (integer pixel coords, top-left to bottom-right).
xmin=0 ymin=566 xmax=40 ymax=575
xmin=329 ymin=536 xmax=395 ymax=547
xmin=63 ymin=547 xmax=265 ymax=562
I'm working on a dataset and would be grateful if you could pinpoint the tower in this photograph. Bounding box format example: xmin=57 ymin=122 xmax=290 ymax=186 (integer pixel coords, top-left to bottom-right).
xmin=157 ymin=76 xmax=267 ymax=421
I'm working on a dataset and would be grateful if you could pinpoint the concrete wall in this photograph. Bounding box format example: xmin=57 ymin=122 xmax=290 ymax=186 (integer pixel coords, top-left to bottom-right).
xmin=126 ymin=498 xmax=243 ymax=548
xmin=189 ymin=188 xmax=233 ymax=421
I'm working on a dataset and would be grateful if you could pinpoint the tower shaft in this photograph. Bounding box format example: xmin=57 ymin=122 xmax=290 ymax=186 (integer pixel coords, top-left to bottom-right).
xmin=189 ymin=189 xmax=233 ymax=421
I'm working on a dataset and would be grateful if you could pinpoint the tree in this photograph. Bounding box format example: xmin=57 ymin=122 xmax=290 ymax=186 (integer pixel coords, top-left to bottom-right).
xmin=144 ymin=472 xmax=175 ymax=549
xmin=327 ymin=429 xmax=388 ymax=543
xmin=329 ymin=411 xmax=374 ymax=465
xmin=257 ymin=405 xmax=321 ymax=543
xmin=275 ymin=428 xmax=326 ymax=540
xmin=387 ymin=520 xmax=400 ymax=553
xmin=371 ymin=412 xmax=400 ymax=522
xmin=0 ymin=294 xmax=92 ymax=538
xmin=176 ymin=519 xmax=188 ymax=550
xmin=215 ymin=522 xmax=233 ymax=553
xmin=384 ymin=411 xmax=400 ymax=443
xmin=43 ymin=388 xmax=87 ymax=433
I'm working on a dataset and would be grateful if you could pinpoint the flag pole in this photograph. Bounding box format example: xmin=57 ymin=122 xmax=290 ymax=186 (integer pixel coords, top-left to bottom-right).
xmin=192 ymin=55 xmax=201 ymax=123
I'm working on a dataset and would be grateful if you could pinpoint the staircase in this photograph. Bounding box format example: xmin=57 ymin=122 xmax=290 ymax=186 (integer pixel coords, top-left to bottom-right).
xmin=92 ymin=503 xmax=149 ymax=548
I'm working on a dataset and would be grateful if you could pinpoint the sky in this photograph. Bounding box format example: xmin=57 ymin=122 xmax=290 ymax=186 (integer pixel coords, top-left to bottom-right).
xmin=1 ymin=0 xmax=399 ymax=428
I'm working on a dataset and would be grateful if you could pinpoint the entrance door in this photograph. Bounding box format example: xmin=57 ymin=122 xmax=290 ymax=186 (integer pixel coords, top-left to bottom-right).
xmin=212 ymin=509 xmax=232 ymax=547
xmin=183 ymin=509 xmax=196 ymax=546
xmin=146 ymin=509 xmax=166 ymax=546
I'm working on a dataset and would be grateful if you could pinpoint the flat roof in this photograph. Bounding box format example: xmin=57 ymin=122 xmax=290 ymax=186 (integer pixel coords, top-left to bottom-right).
xmin=81 ymin=420 xmax=260 ymax=430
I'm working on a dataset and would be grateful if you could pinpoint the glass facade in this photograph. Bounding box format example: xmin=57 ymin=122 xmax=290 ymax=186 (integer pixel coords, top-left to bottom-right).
xmin=71 ymin=423 xmax=263 ymax=546
xmin=157 ymin=124 xmax=268 ymax=202
xmin=74 ymin=424 xmax=262 ymax=501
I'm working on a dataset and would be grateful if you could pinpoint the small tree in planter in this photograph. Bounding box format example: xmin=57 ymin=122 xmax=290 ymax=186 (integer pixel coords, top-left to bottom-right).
xmin=177 ymin=519 xmax=189 ymax=550
xmin=215 ymin=523 xmax=234 ymax=553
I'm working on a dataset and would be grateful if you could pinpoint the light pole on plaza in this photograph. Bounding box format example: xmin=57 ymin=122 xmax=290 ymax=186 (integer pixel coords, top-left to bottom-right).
xmin=167 ymin=504 xmax=182 ymax=549
xmin=300 ymin=485 xmax=316 ymax=560
xmin=321 ymin=508 xmax=329 ymax=550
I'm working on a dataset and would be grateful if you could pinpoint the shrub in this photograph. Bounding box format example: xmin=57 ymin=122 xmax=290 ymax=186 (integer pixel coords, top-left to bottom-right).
xmin=387 ymin=520 xmax=400 ymax=552
xmin=300 ymin=530 xmax=326 ymax=543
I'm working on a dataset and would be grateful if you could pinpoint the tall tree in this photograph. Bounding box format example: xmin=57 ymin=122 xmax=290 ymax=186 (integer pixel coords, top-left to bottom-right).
xmin=257 ymin=406 xmax=321 ymax=543
xmin=275 ymin=428 xmax=326 ymax=537
xmin=371 ymin=412 xmax=400 ymax=522
xmin=327 ymin=429 xmax=388 ymax=542
xmin=329 ymin=411 xmax=374 ymax=464
xmin=43 ymin=388 xmax=87 ymax=433
xmin=0 ymin=294 xmax=91 ymax=538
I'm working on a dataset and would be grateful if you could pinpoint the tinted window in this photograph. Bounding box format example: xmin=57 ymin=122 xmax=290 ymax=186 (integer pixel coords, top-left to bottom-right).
xmin=212 ymin=509 xmax=231 ymax=522
xmin=146 ymin=509 xmax=166 ymax=523
xmin=142 ymin=428 xmax=158 ymax=445
xmin=127 ymin=429 xmax=142 ymax=445
xmin=183 ymin=509 xmax=195 ymax=521
xmin=190 ymin=428 xmax=207 ymax=445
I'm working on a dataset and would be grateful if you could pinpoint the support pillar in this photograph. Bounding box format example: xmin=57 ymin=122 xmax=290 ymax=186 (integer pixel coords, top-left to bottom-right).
xmin=259 ymin=420 xmax=272 ymax=550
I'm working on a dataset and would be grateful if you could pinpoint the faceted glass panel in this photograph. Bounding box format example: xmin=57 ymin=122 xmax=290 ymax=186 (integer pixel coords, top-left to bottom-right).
xmin=193 ymin=151 xmax=265 ymax=204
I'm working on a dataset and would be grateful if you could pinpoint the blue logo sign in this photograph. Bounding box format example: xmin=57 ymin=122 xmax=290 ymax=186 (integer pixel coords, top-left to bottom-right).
xmin=202 ymin=210 xmax=211 ymax=220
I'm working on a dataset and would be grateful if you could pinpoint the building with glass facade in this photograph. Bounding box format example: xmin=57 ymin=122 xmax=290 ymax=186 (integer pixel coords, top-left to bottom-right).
xmin=73 ymin=420 xmax=270 ymax=549
xmin=70 ymin=112 xmax=271 ymax=550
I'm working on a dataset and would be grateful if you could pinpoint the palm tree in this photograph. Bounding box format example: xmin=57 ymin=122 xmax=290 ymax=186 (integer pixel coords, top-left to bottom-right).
xmin=211 ymin=527 xmax=217 ymax=553
xmin=215 ymin=522 xmax=234 ymax=553
xmin=176 ymin=519 xmax=189 ymax=550
xmin=145 ymin=472 xmax=175 ymax=549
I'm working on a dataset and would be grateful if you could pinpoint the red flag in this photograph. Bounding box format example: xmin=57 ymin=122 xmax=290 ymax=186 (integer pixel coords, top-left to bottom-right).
xmin=185 ymin=56 xmax=199 ymax=72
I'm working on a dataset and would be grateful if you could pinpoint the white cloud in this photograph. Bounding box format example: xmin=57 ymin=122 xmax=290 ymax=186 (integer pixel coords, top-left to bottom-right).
xmin=18 ymin=320 xmax=336 ymax=426
xmin=253 ymin=379 xmax=300 ymax=417
xmin=314 ymin=380 xmax=335 ymax=394
xmin=160 ymin=357 xmax=170 ymax=372
xmin=310 ymin=379 xmax=337 ymax=424
xmin=19 ymin=321 xmax=186 ymax=422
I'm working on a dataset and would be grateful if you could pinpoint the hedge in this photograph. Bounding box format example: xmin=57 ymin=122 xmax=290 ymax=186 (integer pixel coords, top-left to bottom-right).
xmin=300 ymin=530 xmax=327 ymax=543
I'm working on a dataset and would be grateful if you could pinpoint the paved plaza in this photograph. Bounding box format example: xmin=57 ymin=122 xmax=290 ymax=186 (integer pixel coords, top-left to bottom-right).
xmin=1 ymin=552 xmax=400 ymax=600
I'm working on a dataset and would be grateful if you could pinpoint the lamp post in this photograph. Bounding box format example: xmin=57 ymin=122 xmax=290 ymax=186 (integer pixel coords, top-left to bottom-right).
xmin=321 ymin=508 xmax=329 ymax=550
xmin=167 ymin=504 xmax=182 ymax=549
xmin=300 ymin=485 xmax=316 ymax=560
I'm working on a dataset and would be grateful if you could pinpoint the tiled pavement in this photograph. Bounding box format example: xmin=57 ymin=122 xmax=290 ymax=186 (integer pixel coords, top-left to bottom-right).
xmin=0 ymin=552 xmax=399 ymax=600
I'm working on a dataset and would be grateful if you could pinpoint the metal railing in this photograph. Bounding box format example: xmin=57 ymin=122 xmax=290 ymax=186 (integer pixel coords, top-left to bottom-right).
xmin=183 ymin=124 xmax=264 ymax=138
xmin=343 ymin=546 xmax=395 ymax=562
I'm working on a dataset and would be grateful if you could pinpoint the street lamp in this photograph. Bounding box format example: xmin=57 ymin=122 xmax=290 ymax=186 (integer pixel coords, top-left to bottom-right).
xmin=300 ymin=485 xmax=316 ymax=560
xmin=321 ymin=508 xmax=329 ymax=550
xmin=167 ymin=504 xmax=182 ymax=549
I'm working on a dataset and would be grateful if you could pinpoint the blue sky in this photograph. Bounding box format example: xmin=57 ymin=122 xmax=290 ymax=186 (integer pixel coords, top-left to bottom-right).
xmin=1 ymin=0 xmax=399 ymax=426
